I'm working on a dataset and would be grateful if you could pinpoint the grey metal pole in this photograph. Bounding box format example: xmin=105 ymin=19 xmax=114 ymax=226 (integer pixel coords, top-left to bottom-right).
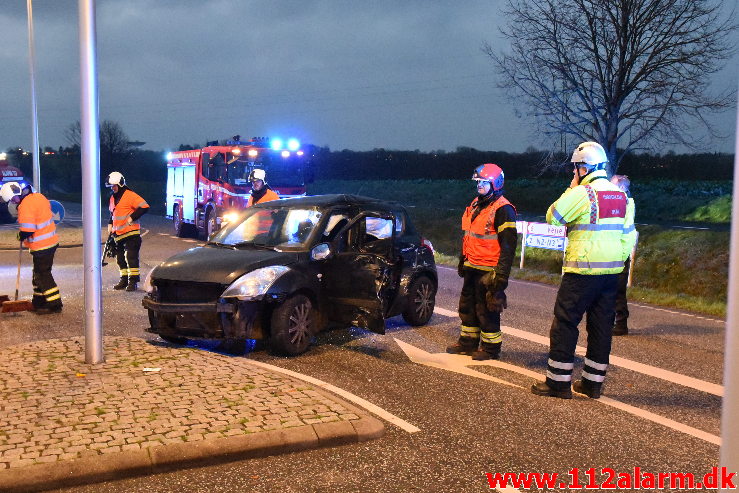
xmin=79 ymin=0 xmax=103 ymax=364
xmin=719 ymin=90 xmax=739 ymax=490
xmin=26 ymin=0 xmax=40 ymax=192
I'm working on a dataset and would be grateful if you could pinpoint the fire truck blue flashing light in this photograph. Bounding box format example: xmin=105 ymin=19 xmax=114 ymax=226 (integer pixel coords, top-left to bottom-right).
xmin=166 ymin=152 xmax=174 ymax=161
xmin=270 ymin=138 xmax=284 ymax=151
xmin=287 ymin=138 xmax=300 ymax=151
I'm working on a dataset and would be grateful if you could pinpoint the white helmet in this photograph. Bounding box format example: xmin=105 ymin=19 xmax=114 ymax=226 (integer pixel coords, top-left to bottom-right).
xmin=571 ymin=141 xmax=608 ymax=169
xmin=106 ymin=171 xmax=125 ymax=188
xmin=249 ymin=168 xmax=266 ymax=182
xmin=0 ymin=182 xmax=23 ymax=203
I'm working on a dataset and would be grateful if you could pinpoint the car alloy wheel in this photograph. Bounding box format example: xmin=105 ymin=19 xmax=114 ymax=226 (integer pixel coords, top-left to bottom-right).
xmin=402 ymin=276 xmax=436 ymax=326
xmin=270 ymin=294 xmax=314 ymax=356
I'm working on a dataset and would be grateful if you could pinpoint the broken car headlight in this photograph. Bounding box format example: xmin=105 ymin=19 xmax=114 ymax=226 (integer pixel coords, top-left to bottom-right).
xmin=221 ymin=266 xmax=290 ymax=300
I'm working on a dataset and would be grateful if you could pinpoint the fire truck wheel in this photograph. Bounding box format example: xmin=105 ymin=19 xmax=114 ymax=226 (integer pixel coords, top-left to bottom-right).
xmin=269 ymin=294 xmax=315 ymax=356
xmin=207 ymin=211 xmax=218 ymax=238
xmin=173 ymin=205 xmax=187 ymax=237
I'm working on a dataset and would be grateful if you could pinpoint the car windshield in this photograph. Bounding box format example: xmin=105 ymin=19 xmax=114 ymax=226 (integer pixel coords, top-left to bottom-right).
xmin=209 ymin=206 xmax=323 ymax=249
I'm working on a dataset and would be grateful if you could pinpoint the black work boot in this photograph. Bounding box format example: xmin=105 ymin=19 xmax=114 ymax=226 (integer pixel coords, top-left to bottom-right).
xmin=113 ymin=278 xmax=128 ymax=290
xmin=125 ymin=281 xmax=138 ymax=292
xmin=573 ymin=379 xmax=602 ymax=399
xmin=531 ymin=381 xmax=572 ymax=399
xmin=471 ymin=342 xmax=501 ymax=360
xmin=446 ymin=337 xmax=479 ymax=355
xmin=613 ymin=322 xmax=629 ymax=336
xmin=34 ymin=305 xmax=63 ymax=315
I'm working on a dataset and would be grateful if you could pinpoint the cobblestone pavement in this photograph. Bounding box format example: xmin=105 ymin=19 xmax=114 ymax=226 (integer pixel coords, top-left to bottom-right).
xmin=0 ymin=337 xmax=383 ymax=491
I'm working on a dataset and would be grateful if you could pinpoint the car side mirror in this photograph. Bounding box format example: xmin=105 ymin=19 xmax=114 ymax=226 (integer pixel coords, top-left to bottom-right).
xmin=311 ymin=242 xmax=332 ymax=261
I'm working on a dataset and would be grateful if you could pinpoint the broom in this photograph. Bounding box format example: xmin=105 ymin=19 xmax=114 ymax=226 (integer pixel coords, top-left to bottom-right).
xmin=1 ymin=241 xmax=34 ymax=313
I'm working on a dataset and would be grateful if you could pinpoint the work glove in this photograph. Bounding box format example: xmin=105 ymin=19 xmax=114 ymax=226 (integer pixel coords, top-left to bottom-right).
xmin=481 ymin=270 xmax=509 ymax=293
xmin=457 ymin=255 xmax=465 ymax=277
xmin=486 ymin=290 xmax=507 ymax=313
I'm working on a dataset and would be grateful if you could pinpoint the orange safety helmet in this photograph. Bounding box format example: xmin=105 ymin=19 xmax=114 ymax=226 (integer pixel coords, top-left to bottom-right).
xmin=472 ymin=163 xmax=504 ymax=191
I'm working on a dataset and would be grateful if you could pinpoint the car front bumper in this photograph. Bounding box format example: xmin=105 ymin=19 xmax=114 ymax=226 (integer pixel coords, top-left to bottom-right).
xmin=142 ymin=296 xmax=267 ymax=340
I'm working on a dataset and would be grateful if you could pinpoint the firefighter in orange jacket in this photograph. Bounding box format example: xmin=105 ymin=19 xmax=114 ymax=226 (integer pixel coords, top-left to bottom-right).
xmin=0 ymin=181 xmax=62 ymax=314
xmin=106 ymin=172 xmax=149 ymax=291
xmin=447 ymin=164 xmax=518 ymax=360
xmin=246 ymin=168 xmax=279 ymax=206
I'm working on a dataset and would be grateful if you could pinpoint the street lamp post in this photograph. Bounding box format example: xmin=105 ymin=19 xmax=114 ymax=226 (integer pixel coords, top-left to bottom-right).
xmin=26 ymin=0 xmax=40 ymax=192
xmin=79 ymin=0 xmax=104 ymax=364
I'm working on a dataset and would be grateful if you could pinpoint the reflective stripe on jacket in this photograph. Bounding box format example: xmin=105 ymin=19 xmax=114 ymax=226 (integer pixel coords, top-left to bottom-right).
xmin=18 ymin=193 xmax=59 ymax=252
xmin=461 ymin=195 xmax=515 ymax=268
xmin=247 ymin=189 xmax=279 ymax=207
xmin=546 ymin=169 xmax=636 ymax=275
xmin=109 ymin=189 xmax=149 ymax=237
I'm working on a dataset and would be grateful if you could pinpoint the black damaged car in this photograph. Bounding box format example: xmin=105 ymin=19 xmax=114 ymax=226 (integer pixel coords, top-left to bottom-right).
xmin=142 ymin=194 xmax=437 ymax=355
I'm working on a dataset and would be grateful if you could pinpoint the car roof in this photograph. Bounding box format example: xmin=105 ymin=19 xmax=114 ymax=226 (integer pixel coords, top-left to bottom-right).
xmin=254 ymin=193 xmax=405 ymax=211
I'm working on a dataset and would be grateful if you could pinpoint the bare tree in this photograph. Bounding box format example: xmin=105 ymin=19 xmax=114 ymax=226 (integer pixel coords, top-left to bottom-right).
xmin=64 ymin=120 xmax=131 ymax=156
xmin=486 ymin=0 xmax=736 ymax=174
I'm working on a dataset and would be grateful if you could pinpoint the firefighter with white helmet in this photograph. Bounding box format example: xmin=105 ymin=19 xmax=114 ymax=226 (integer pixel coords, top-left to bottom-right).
xmin=531 ymin=142 xmax=637 ymax=399
xmin=246 ymin=168 xmax=279 ymax=206
xmin=0 ymin=181 xmax=62 ymax=314
xmin=106 ymin=171 xmax=149 ymax=291
xmin=447 ymin=163 xmax=518 ymax=360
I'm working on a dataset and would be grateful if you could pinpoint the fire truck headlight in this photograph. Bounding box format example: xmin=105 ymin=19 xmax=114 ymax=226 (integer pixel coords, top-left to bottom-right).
xmin=270 ymin=138 xmax=284 ymax=151
xmin=287 ymin=138 xmax=300 ymax=151
xmin=221 ymin=266 xmax=290 ymax=300
xmin=222 ymin=211 xmax=240 ymax=225
xmin=248 ymin=149 xmax=258 ymax=157
xmin=281 ymin=150 xmax=290 ymax=158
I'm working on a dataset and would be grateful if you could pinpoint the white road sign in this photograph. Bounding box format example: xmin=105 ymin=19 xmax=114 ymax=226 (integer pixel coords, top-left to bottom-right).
xmin=524 ymin=234 xmax=566 ymax=251
xmin=526 ymin=221 xmax=565 ymax=237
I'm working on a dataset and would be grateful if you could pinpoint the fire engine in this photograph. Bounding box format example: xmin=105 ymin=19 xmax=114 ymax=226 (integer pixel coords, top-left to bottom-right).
xmin=0 ymin=153 xmax=27 ymax=223
xmin=165 ymin=136 xmax=313 ymax=238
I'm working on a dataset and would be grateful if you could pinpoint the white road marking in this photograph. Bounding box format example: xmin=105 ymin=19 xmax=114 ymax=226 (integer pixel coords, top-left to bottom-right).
xmin=433 ymin=306 xmax=723 ymax=396
xmin=244 ymin=358 xmax=421 ymax=433
xmin=395 ymin=338 xmax=720 ymax=446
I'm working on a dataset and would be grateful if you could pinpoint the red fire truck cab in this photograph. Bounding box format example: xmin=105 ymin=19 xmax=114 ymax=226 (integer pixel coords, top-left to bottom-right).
xmin=166 ymin=136 xmax=313 ymax=238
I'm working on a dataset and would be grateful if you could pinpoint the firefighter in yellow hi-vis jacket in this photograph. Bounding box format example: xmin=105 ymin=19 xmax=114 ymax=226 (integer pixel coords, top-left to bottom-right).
xmin=531 ymin=142 xmax=636 ymax=400
xmin=0 ymin=181 xmax=62 ymax=314
xmin=106 ymin=171 xmax=149 ymax=292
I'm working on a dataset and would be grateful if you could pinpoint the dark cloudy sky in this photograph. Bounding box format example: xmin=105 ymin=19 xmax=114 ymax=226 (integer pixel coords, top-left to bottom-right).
xmin=1 ymin=0 xmax=737 ymax=154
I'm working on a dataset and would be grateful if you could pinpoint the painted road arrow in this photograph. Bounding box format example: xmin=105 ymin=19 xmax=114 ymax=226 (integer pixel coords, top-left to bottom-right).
xmin=394 ymin=338 xmax=720 ymax=445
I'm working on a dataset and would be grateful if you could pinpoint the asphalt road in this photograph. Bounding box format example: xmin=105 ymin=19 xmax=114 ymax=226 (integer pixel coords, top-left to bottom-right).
xmin=0 ymin=214 xmax=726 ymax=492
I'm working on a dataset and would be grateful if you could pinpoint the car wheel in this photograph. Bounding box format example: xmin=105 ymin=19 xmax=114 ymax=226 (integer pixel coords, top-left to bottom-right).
xmin=402 ymin=276 xmax=436 ymax=326
xmin=160 ymin=335 xmax=188 ymax=345
xmin=270 ymin=294 xmax=315 ymax=356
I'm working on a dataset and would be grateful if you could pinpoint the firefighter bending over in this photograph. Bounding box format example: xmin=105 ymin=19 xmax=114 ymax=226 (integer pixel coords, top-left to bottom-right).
xmin=106 ymin=172 xmax=149 ymax=292
xmin=0 ymin=181 xmax=62 ymax=314
xmin=246 ymin=168 xmax=279 ymax=206
xmin=531 ymin=142 xmax=636 ymax=399
xmin=447 ymin=163 xmax=517 ymax=360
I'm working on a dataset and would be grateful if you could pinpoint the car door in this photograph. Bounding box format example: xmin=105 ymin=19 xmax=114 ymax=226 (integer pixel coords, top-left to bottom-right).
xmin=320 ymin=211 xmax=399 ymax=335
